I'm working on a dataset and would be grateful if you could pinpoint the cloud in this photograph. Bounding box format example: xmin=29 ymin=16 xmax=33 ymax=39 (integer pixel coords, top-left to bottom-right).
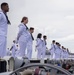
xmin=65 ymin=15 xmax=74 ymax=20
xmin=56 ymin=34 xmax=74 ymax=42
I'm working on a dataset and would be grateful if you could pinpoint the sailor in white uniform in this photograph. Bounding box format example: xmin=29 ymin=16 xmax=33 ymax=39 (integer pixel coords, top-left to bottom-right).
xmin=36 ymin=33 xmax=43 ymax=59
xmin=0 ymin=3 xmax=11 ymax=58
xmin=6 ymin=48 xmax=11 ymax=56
xmin=63 ymin=48 xmax=69 ymax=60
xmin=61 ymin=46 xmax=65 ymax=60
xmin=16 ymin=17 xmax=29 ymax=57
xmin=26 ymin=27 xmax=34 ymax=59
xmin=10 ymin=40 xmax=16 ymax=58
xmin=65 ymin=48 xmax=69 ymax=59
xmin=50 ymin=40 xmax=56 ymax=60
xmin=63 ymin=48 xmax=67 ymax=59
xmin=15 ymin=44 xmax=20 ymax=57
xmin=55 ymin=42 xmax=62 ymax=60
xmin=42 ymin=35 xmax=47 ymax=59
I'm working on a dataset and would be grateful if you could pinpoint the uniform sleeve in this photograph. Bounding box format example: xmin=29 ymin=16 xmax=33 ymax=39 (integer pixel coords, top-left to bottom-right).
xmin=17 ymin=25 xmax=24 ymax=40
xmin=0 ymin=13 xmax=2 ymax=21
xmin=50 ymin=44 xmax=53 ymax=50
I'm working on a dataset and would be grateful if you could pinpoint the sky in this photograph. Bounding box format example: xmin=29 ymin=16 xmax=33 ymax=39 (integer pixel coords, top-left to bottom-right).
xmin=0 ymin=0 xmax=74 ymax=57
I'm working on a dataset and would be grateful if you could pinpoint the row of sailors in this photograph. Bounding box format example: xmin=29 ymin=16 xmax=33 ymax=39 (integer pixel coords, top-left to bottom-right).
xmin=6 ymin=33 xmax=47 ymax=60
xmin=36 ymin=34 xmax=69 ymax=60
xmin=8 ymin=17 xmax=48 ymax=60
xmin=0 ymin=3 xmax=70 ymax=60
xmin=0 ymin=14 xmax=69 ymax=60
xmin=50 ymin=40 xmax=69 ymax=60
xmin=6 ymin=37 xmax=69 ymax=60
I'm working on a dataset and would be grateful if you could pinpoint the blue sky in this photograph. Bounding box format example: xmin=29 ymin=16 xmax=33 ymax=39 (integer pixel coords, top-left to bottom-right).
xmin=0 ymin=0 xmax=74 ymax=55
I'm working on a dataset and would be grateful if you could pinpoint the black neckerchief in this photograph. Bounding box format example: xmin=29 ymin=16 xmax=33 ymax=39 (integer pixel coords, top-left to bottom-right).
xmin=24 ymin=24 xmax=28 ymax=30
xmin=43 ymin=40 xmax=47 ymax=45
xmin=31 ymin=33 xmax=34 ymax=40
xmin=4 ymin=12 xmax=11 ymax=25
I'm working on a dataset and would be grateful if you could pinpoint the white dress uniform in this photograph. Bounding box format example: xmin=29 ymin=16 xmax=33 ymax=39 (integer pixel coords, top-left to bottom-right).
xmin=42 ymin=40 xmax=47 ymax=59
xmin=50 ymin=44 xmax=55 ymax=59
xmin=36 ymin=38 xmax=43 ymax=59
xmin=26 ymin=32 xmax=33 ymax=59
xmin=61 ymin=49 xmax=65 ymax=60
xmin=11 ymin=43 xmax=16 ymax=58
xmin=65 ymin=50 xmax=69 ymax=59
xmin=55 ymin=45 xmax=62 ymax=60
xmin=63 ymin=50 xmax=66 ymax=59
xmin=61 ymin=49 xmax=64 ymax=60
xmin=6 ymin=48 xmax=11 ymax=56
xmin=15 ymin=45 xmax=19 ymax=57
xmin=63 ymin=50 xmax=69 ymax=60
xmin=0 ymin=11 xmax=8 ymax=57
xmin=17 ymin=23 xmax=29 ymax=57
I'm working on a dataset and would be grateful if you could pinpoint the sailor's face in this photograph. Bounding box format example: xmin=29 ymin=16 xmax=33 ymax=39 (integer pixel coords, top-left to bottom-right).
xmin=44 ymin=37 xmax=47 ymax=40
xmin=31 ymin=30 xmax=34 ymax=33
xmin=25 ymin=18 xmax=28 ymax=24
xmin=45 ymin=37 xmax=47 ymax=40
xmin=41 ymin=35 xmax=42 ymax=38
xmin=5 ymin=4 xmax=9 ymax=12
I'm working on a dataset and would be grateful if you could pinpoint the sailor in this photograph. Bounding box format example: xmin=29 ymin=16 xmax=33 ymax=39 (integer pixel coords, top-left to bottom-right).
xmin=26 ymin=27 xmax=34 ymax=59
xmin=36 ymin=33 xmax=43 ymax=59
xmin=6 ymin=48 xmax=11 ymax=56
xmin=10 ymin=40 xmax=16 ymax=58
xmin=64 ymin=48 xmax=69 ymax=60
xmin=15 ymin=44 xmax=19 ymax=57
xmin=50 ymin=40 xmax=56 ymax=60
xmin=61 ymin=46 xmax=65 ymax=60
xmin=16 ymin=17 xmax=29 ymax=57
xmin=0 ymin=2 xmax=11 ymax=58
xmin=55 ymin=42 xmax=62 ymax=60
xmin=65 ymin=48 xmax=69 ymax=59
xmin=15 ymin=45 xmax=19 ymax=51
xmin=42 ymin=35 xmax=47 ymax=59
